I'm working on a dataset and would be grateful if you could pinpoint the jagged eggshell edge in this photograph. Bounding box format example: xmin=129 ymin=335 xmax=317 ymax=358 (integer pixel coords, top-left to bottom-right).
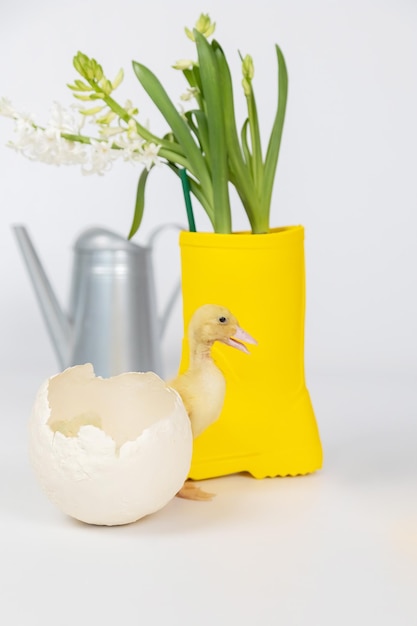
xmin=29 ymin=369 xmax=193 ymax=526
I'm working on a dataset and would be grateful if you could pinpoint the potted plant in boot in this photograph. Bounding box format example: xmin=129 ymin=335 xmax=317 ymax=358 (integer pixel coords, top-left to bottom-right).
xmin=0 ymin=13 xmax=322 ymax=478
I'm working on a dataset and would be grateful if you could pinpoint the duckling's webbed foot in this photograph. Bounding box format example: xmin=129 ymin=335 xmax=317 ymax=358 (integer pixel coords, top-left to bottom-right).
xmin=176 ymin=480 xmax=215 ymax=501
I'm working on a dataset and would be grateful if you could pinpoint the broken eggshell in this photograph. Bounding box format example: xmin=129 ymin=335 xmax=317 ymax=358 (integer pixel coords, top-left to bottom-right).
xmin=29 ymin=364 xmax=193 ymax=526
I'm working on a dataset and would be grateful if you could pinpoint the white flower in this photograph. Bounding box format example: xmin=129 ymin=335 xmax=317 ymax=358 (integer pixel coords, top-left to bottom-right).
xmin=8 ymin=113 xmax=36 ymax=152
xmin=82 ymin=139 xmax=119 ymax=175
xmin=4 ymin=103 xmax=87 ymax=167
xmin=57 ymin=139 xmax=87 ymax=165
xmin=98 ymin=125 xmax=125 ymax=139
xmin=36 ymin=127 xmax=87 ymax=165
xmin=180 ymin=87 xmax=199 ymax=102
xmin=10 ymin=120 xmax=87 ymax=166
xmin=114 ymin=128 xmax=144 ymax=163
xmin=121 ymin=141 xmax=145 ymax=164
xmin=27 ymin=128 xmax=55 ymax=163
xmin=0 ymin=97 xmax=16 ymax=118
xmin=114 ymin=125 xmax=162 ymax=169
xmin=48 ymin=101 xmax=84 ymax=135
xmin=126 ymin=118 xmax=141 ymax=138
xmin=123 ymin=100 xmax=139 ymax=117
xmin=172 ymin=59 xmax=195 ymax=71
xmin=140 ymin=142 xmax=160 ymax=170
xmin=2 ymin=98 xmax=158 ymax=176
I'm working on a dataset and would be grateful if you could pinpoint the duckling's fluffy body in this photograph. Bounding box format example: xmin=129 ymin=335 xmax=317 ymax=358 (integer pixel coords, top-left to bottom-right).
xmin=170 ymin=304 xmax=256 ymax=439
xmin=169 ymin=304 xmax=256 ymax=500
xmin=170 ymin=356 xmax=226 ymax=439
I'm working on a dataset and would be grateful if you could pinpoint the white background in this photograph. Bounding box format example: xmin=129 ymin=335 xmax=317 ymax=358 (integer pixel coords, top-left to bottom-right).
xmin=0 ymin=1 xmax=416 ymax=624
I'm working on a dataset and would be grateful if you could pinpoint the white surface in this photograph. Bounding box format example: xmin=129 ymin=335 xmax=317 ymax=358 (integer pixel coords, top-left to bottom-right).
xmin=0 ymin=0 xmax=416 ymax=624
xmin=0 ymin=372 xmax=416 ymax=625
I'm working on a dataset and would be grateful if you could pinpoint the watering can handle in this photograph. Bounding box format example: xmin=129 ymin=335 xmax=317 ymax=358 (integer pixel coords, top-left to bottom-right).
xmin=147 ymin=223 xmax=184 ymax=338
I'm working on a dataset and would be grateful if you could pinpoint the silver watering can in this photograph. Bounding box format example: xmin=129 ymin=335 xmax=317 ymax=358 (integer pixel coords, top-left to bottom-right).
xmin=13 ymin=224 xmax=182 ymax=378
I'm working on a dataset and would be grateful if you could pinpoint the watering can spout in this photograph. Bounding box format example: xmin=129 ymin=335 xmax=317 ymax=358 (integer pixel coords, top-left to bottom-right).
xmin=12 ymin=225 xmax=71 ymax=369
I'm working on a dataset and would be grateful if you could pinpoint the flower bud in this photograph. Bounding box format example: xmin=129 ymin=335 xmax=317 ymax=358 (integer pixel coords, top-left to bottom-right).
xmin=99 ymin=78 xmax=113 ymax=96
xmin=124 ymin=100 xmax=139 ymax=116
xmin=79 ymin=79 xmax=92 ymax=90
xmin=112 ymin=68 xmax=124 ymax=90
xmin=0 ymin=96 xmax=16 ymax=118
xmin=241 ymin=55 xmax=254 ymax=96
xmin=73 ymin=93 xmax=95 ymax=102
xmin=242 ymin=78 xmax=251 ymax=97
xmin=185 ymin=13 xmax=215 ymax=41
xmin=172 ymin=59 xmax=195 ymax=71
xmin=79 ymin=105 xmax=105 ymax=116
xmin=91 ymin=59 xmax=103 ymax=82
xmin=96 ymin=110 xmax=117 ymax=125
xmin=73 ymin=53 xmax=87 ymax=78
xmin=242 ymin=54 xmax=254 ymax=82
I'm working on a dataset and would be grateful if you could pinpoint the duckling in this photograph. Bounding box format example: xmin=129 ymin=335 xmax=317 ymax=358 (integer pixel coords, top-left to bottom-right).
xmin=169 ymin=304 xmax=257 ymax=500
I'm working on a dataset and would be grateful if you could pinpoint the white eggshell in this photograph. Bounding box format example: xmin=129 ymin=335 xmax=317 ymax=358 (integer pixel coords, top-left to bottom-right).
xmin=29 ymin=364 xmax=192 ymax=525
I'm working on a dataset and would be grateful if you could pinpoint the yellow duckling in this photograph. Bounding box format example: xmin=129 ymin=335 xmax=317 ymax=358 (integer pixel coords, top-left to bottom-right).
xmin=169 ymin=304 xmax=257 ymax=500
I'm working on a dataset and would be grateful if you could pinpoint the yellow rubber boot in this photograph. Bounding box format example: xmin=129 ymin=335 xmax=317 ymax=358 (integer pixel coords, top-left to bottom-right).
xmin=178 ymin=226 xmax=323 ymax=479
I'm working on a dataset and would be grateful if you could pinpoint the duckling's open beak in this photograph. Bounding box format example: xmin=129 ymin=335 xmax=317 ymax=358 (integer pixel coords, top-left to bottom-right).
xmin=223 ymin=326 xmax=257 ymax=354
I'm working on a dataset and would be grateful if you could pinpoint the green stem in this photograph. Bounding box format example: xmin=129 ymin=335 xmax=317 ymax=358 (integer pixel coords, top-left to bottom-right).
xmin=158 ymin=148 xmax=191 ymax=170
xmin=132 ymin=60 xmax=214 ymax=208
xmin=60 ymin=132 xmax=95 ymax=145
xmin=245 ymin=87 xmax=263 ymax=195
xmin=166 ymin=162 xmax=214 ymax=226
xmin=180 ymin=169 xmax=196 ymax=232
xmin=101 ymin=93 xmax=186 ymax=156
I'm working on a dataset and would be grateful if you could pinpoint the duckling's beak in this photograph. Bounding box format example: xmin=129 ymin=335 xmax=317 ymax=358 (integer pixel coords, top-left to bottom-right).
xmin=223 ymin=326 xmax=257 ymax=354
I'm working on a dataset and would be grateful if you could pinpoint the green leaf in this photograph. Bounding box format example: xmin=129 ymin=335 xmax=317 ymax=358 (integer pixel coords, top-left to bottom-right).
xmin=185 ymin=110 xmax=211 ymax=169
xmin=183 ymin=66 xmax=203 ymax=108
xmin=240 ymin=118 xmax=252 ymax=170
xmin=194 ymin=31 xmax=231 ymax=233
xmin=96 ymin=91 xmax=186 ymax=159
xmin=261 ymin=44 xmax=288 ymax=221
xmin=183 ymin=67 xmax=198 ymax=90
xmin=127 ymin=167 xmax=150 ymax=239
xmin=213 ymin=41 xmax=258 ymax=229
xmin=158 ymin=146 xmax=191 ymax=169
xmin=132 ymin=59 xmax=213 ymax=207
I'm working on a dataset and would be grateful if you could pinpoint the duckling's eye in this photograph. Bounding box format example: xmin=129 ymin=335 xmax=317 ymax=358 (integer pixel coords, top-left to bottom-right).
xmin=218 ymin=316 xmax=227 ymax=324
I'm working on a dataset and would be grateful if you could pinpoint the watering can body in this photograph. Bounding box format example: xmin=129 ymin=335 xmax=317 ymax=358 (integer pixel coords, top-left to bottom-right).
xmin=13 ymin=225 xmax=178 ymax=377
